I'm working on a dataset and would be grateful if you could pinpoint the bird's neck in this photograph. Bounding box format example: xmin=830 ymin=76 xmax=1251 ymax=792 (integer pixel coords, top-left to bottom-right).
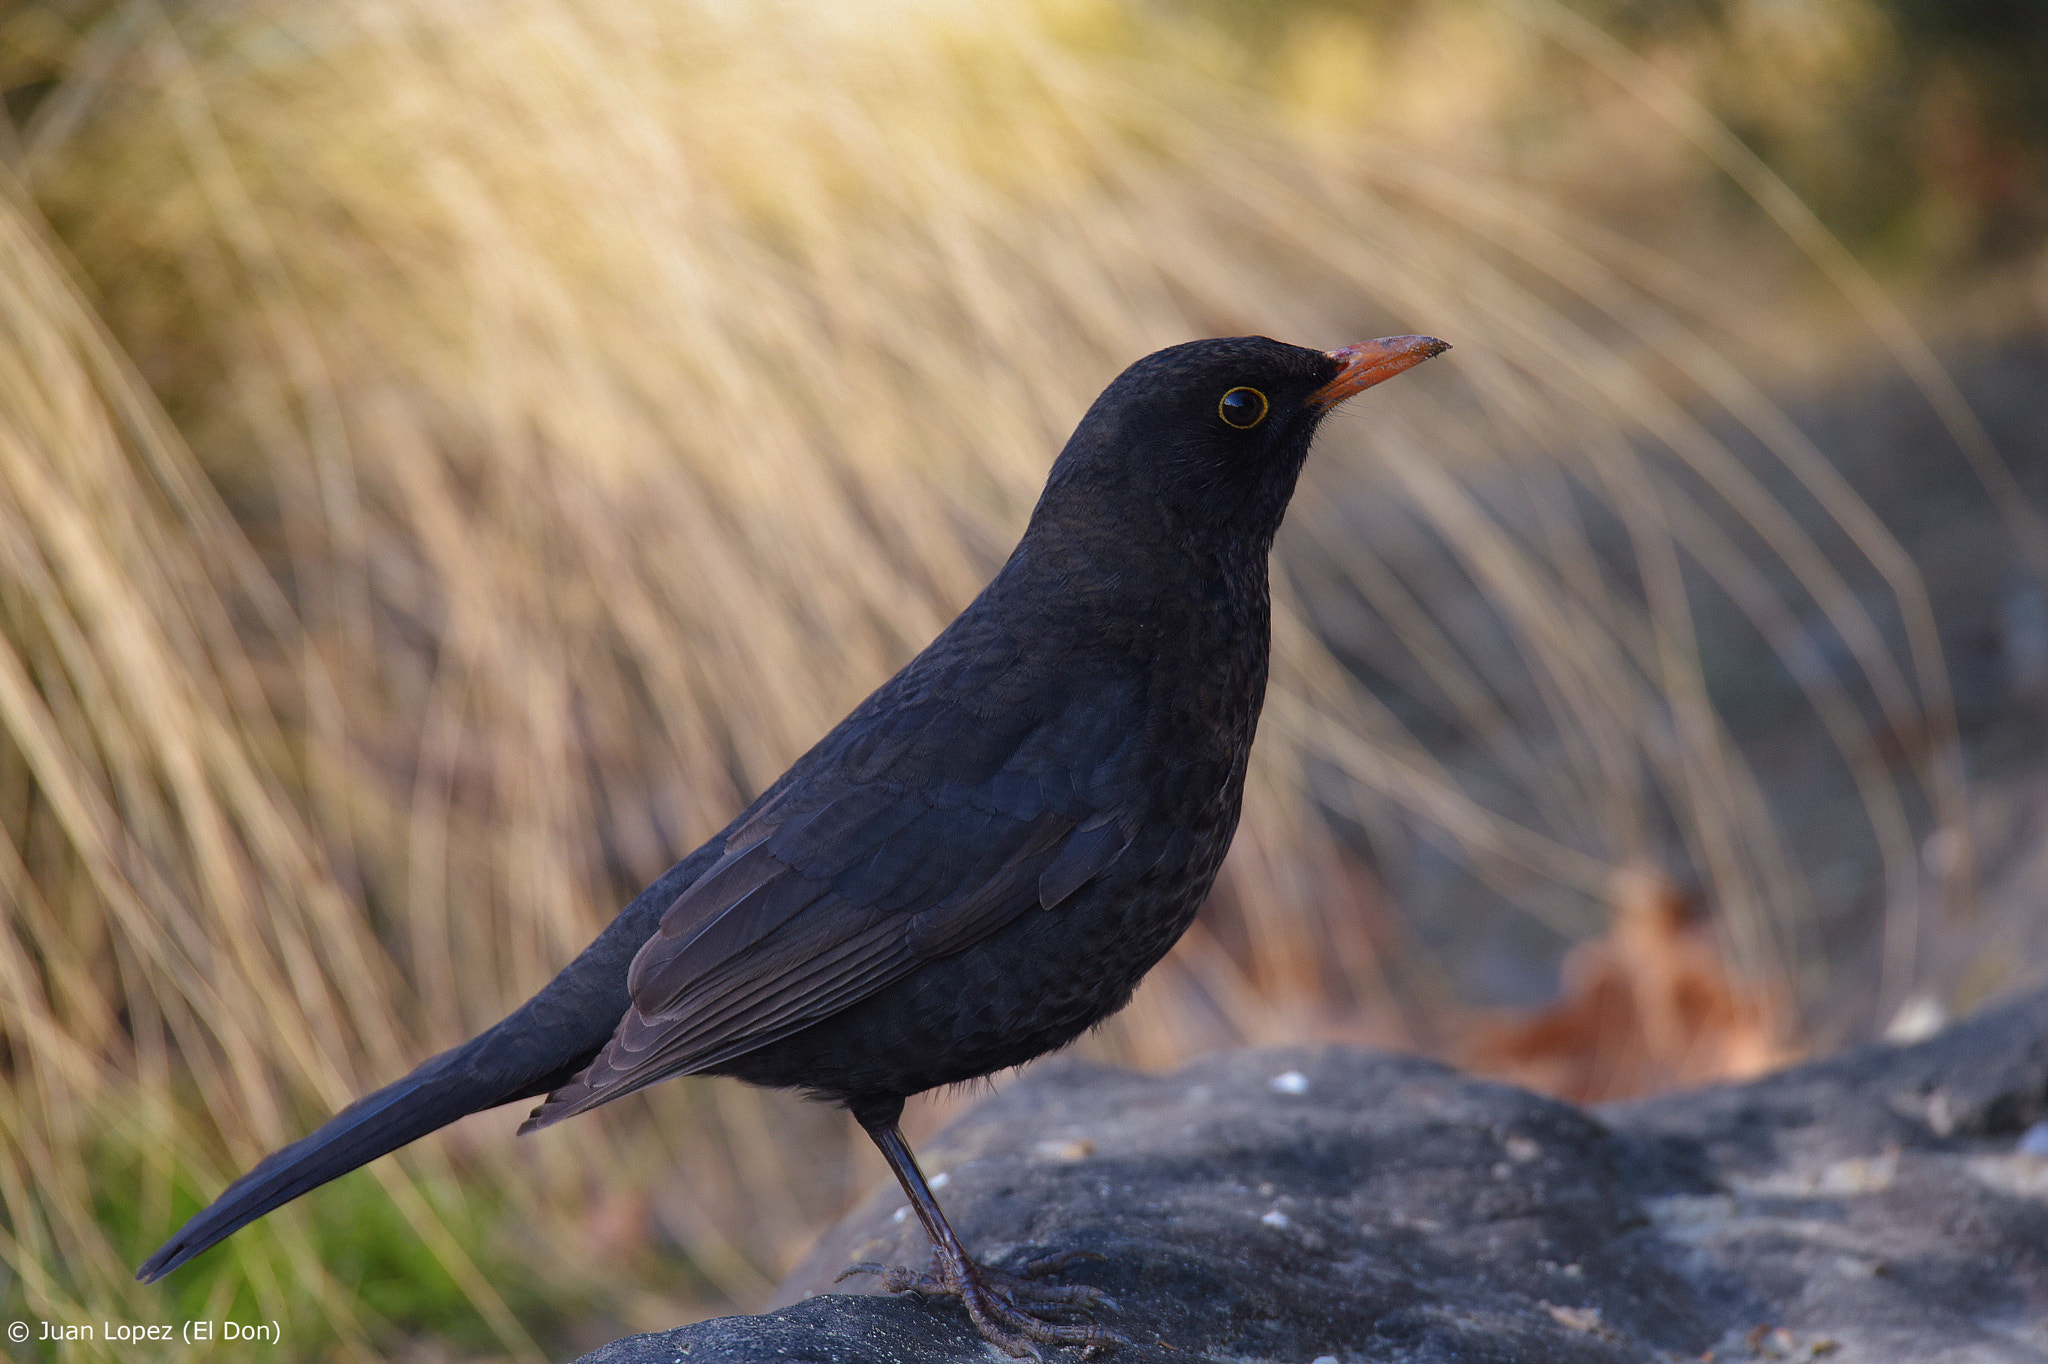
xmin=991 ymin=518 xmax=1273 ymax=676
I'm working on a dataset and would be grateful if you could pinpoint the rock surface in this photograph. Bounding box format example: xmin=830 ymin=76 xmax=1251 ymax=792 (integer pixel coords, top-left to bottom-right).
xmin=574 ymin=988 xmax=2048 ymax=1363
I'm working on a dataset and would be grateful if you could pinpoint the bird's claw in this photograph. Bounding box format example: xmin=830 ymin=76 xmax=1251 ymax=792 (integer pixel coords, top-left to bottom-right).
xmin=839 ymin=1248 xmax=1125 ymax=1357
xmin=1020 ymin=1249 xmax=1106 ymax=1278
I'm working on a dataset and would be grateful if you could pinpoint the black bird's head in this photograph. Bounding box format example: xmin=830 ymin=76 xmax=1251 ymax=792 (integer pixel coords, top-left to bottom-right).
xmin=1034 ymin=334 xmax=1448 ymax=562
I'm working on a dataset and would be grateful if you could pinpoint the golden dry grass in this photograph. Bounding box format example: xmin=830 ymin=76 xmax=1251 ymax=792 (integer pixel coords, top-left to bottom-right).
xmin=0 ymin=0 xmax=2015 ymax=1357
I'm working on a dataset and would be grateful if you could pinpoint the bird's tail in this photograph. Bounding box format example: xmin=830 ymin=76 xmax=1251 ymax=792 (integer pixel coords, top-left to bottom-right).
xmin=135 ymin=845 xmax=718 ymax=1282
xmin=136 ymin=1035 xmax=556 ymax=1281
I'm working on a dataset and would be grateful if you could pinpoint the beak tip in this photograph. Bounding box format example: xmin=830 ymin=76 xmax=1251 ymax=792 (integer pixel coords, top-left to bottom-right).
xmin=1324 ymin=335 xmax=1451 ymax=364
xmin=1311 ymin=334 xmax=1452 ymax=409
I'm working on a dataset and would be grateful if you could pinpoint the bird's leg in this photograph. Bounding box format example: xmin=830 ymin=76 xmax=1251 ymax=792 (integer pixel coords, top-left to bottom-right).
xmin=838 ymin=1101 xmax=1121 ymax=1357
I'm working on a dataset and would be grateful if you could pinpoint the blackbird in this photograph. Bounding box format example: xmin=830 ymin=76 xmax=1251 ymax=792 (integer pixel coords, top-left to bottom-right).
xmin=137 ymin=333 xmax=1449 ymax=1354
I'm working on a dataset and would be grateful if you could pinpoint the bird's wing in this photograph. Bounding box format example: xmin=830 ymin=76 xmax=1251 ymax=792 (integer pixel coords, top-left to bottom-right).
xmin=522 ymin=683 xmax=1141 ymax=1128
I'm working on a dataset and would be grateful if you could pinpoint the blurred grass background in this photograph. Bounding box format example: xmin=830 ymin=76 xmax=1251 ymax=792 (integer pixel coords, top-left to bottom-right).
xmin=3 ymin=0 xmax=2046 ymax=1357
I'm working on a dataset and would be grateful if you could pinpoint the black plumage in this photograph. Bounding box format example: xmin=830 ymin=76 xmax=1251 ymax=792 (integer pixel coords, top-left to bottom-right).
xmin=137 ymin=333 xmax=1448 ymax=1353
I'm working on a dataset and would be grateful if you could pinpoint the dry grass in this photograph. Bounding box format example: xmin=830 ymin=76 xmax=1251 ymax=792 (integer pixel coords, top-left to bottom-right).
xmin=0 ymin=0 xmax=2017 ymax=1357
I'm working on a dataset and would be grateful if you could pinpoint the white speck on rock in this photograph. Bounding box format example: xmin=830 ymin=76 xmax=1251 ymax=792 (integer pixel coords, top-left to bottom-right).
xmin=1885 ymin=991 xmax=1947 ymax=1043
xmin=1546 ymin=1303 xmax=1605 ymax=1334
xmin=1261 ymin=1208 xmax=1291 ymax=1229
xmin=1270 ymin=1070 xmax=1309 ymax=1094
xmin=929 ymin=1171 xmax=949 ymax=1189
xmin=892 ymin=1206 xmax=909 ymax=1224
xmin=1312 ymin=1356 xmax=1339 ymax=1364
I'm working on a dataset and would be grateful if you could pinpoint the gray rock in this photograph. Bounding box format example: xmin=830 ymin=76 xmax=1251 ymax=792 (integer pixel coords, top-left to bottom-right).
xmin=575 ymin=987 xmax=2048 ymax=1363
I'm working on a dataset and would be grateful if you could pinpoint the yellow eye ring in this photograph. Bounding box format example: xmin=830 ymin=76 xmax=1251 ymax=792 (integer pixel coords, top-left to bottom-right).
xmin=1218 ymin=387 xmax=1268 ymax=429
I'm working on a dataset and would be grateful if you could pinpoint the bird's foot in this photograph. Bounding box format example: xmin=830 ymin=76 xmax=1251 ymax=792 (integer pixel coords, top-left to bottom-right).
xmin=839 ymin=1247 xmax=1124 ymax=1357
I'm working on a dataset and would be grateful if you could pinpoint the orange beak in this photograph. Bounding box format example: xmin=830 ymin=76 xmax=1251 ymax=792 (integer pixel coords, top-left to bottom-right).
xmin=1310 ymin=335 xmax=1450 ymax=410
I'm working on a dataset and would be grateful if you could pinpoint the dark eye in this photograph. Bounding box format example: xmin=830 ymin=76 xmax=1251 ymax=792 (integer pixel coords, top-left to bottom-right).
xmin=1217 ymin=387 xmax=1268 ymax=429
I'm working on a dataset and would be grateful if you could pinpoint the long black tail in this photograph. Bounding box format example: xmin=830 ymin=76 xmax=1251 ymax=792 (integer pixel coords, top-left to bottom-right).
xmin=136 ymin=845 xmax=717 ymax=1281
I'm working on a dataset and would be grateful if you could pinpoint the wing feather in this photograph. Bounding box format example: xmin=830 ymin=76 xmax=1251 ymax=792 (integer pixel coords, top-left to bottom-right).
xmin=529 ymin=676 xmax=1151 ymax=1127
